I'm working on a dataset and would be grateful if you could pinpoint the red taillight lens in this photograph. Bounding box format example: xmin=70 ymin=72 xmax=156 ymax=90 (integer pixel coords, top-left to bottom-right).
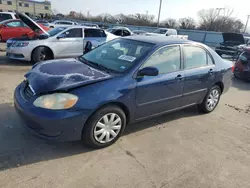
xmin=232 ymin=65 xmax=235 ymax=73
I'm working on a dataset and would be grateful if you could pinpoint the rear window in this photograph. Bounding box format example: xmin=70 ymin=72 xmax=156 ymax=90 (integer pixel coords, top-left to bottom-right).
xmin=0 ymin=13 xmax=13 ymax=21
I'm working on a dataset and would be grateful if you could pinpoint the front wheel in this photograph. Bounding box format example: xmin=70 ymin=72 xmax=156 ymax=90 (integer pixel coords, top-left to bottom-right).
xmin=82 ymin=105 xmax=126 ymax=148
xmin=31 ymin=47 xmax=53 ymax=63
xmin=198 ymin=85 xmax=221 ymax=113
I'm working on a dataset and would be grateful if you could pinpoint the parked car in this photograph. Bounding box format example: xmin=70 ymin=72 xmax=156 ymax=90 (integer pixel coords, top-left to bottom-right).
xmin=35 ymin=20 xmax=50 ymax=27
xmin=81 ymin=23 xmax=99 ymax=28
xmin=14 ymin=35 xmax=233 ymax=148
xmin=6 ymin=12 xmax=118 ymax=62
xmin=146 ymin=28 xmax=188 ymax=39
xmin=215 ymin=33 xmax=246 ymax=57
xmin=0 ymin=12 xmax=18 ymax=21
xmin=234 ymin=47 xmax=250 ymax=81
xmin=49 ymin=20 xmax=78 ymax=28
xmin=0 ymin=19 xmax=49 ymax=42
xmin=132 ymin=30 xmax=148 ymax=35
xmin=107 ymin=27 xmax=133 ymax=37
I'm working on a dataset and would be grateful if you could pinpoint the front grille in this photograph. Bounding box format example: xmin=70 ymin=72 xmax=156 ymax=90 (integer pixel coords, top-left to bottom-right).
xmin=23 ymin=82 xmax=34 ymax=100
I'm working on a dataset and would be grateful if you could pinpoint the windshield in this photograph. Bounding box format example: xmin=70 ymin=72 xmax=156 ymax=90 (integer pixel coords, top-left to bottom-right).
xmin=47 ymin=27 xmax=67 ymax=37
xmin=154 ymin=29 xmax=168 ymax=34
xmin=80 ymin=38 xmax=154 ymax=73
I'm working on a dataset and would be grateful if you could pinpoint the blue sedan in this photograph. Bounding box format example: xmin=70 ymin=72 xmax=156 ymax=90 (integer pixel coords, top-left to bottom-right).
xmin=14 ymin=36 xmax=233 ymax=148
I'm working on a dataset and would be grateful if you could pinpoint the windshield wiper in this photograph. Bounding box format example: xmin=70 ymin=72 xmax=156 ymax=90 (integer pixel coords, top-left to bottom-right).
xmin=79 ymin=57 xmax=112 ymax=73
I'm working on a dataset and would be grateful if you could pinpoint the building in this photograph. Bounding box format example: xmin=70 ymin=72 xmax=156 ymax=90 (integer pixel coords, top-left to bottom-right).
xmin=0 ymin=0 xmax=51 ymax=18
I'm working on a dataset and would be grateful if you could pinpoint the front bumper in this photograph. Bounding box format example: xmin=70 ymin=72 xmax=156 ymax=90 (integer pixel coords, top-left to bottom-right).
xmin=14 ymin=83 xmax=90 ymax=142
xmin=6 ymin=47 xmax=32 ymax=61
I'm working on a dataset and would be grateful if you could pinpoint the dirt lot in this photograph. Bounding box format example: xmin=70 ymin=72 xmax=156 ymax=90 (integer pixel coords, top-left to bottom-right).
xmin=0 ymin=46 xmax=250 ymax=188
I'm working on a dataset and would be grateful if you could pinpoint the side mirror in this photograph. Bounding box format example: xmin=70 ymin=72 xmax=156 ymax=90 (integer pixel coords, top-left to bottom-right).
xmin=137 ymin=67 xmax=159 ymax=77
xmin=57 ymin=32 xmax=68 ymax=39
xmin=84 ymin=41 xmax=92 ymax=54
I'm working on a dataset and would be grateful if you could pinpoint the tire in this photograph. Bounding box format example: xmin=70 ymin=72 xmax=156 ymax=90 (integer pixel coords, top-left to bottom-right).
xmin=31 ymin=47 xmax=53 ymax=63
xmin=198 ymin=85 xmax=221 ymax=113
xmin=82 ymin=105 xmax=126 ymax=148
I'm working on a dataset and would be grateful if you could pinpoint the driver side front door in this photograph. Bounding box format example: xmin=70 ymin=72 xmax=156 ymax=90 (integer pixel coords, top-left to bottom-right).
xmin=54 ymin=28 xmax=84 ymax=58
xmin=135 ymin=45 xmax=185 ymax=120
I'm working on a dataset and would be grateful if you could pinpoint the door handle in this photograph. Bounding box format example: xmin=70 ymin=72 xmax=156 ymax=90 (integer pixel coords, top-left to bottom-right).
xmin=208 ymin=69 xmax=213 ymax=74
xmin=175 ymin=74 xmax=183 ymax=80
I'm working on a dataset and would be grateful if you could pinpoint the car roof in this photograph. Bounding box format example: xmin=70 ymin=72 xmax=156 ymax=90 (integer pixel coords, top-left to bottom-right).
xmin=124 ymin=35 xmax=192 ymax=45
xmin=0 ymin=19 xmax=21 ymax=23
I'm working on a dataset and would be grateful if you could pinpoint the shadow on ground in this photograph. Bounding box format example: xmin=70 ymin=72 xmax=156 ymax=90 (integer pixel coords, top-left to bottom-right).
xmin=232 ymin=77 xmax=250 ymax=91
xmin=0 ymin=102 xmax=201 ymax=171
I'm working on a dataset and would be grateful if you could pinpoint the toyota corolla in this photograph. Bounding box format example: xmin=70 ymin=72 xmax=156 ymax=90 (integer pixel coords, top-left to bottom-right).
xmin=14 ymin=36 xmax=233 ymax=148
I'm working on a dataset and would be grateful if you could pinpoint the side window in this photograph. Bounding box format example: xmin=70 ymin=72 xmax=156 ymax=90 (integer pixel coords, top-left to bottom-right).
xmin=84 ymin=29 xmax=106 ymax=37
xmin=63 ymin=28 xmax=82 ymax=38
xmin=183 ymin=46 xmax=207 ymax=69
xmin=207 ymin=53 xmax=214 ymax=65
xmin=6 ymin=21 xmax=22 ymax=27
xmin=123 ymin=30 xmax=130 ymax=36
xmin=113 ymin=30 xmax=122 ymax=36
xmin=142 ymin=46 xmax=181 ymax=74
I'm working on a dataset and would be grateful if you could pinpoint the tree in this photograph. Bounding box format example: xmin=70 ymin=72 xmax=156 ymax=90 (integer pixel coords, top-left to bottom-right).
xmin=161 ymin=18 xmax=178 ymax=28
xmin=179 ymin=17 xmax=196 ymax=29
xmin=197 ymin=8 xmax=244 ymax=32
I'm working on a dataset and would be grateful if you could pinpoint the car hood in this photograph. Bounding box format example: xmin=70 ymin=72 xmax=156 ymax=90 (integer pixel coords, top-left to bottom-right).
xmin=16 ymin=12 xmax=49 ymax=36
xmin=222 ymin=33 xmax=245 ymax=45
xmin=25 ymin=58 xmax=112 ymax=94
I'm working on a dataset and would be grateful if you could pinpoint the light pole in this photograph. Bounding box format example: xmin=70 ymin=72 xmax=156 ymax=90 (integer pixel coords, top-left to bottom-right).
xmin=157 ymin=0 xmax=162 ymax=27
xmin=244 ymin=15 xmax=250 ymax=33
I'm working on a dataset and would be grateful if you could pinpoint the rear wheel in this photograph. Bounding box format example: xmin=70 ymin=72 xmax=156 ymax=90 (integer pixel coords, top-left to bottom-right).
xmin=198 ymin=85 xmax=221 ymax=113
xmin=31 ymin=47 xmax=53 ymax=63
xmin=82 ymin=105 xmax=126 ymax=148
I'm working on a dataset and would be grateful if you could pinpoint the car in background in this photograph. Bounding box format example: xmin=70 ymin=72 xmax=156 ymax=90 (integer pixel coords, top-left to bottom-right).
xmin=6 ymin=12 xmax=118 ymax=62
xmin=234 ymin=48 xmax=250 ymax=81
xmin=49 ymin=20 xmax=78 ymax=28
xmin=215 ymin=33 xmax=246 ymax=57
xmin=146 ymin=28 xmax=188 ymax=39
xmin=0 ymin=12 xmax=18 ymax=21
xmin=35 ymin=20 xmax=50 ymax=27
xmin=132 ymin=30 xmax=147 ymax=35
xmin=107 ymin=27 xmax=133 ymax=37
xmin=0 ymin=19 xmax=49 ymax=42
xmin=14 ymin=36 xmax=233 ymax=148
xmin=81 ymin=23 xmax=99 ymax=28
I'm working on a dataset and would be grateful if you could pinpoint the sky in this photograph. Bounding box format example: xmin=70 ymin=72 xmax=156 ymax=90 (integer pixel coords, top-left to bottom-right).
xmin=50 ymin=0 xmax=249 ymax=24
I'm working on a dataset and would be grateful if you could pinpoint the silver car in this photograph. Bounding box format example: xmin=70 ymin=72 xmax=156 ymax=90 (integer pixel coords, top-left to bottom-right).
xmin=6 ymin=13 xmax=118 ymax=63
xmin=49 ymin=20 xmax=78 ymax=29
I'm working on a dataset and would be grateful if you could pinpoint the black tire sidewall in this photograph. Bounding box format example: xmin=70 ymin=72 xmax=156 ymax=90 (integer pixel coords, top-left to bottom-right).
xmin=83 ymin=105 xmax=126 ymax=148
xmin=32 ymin=47 xmax=50 ymax=63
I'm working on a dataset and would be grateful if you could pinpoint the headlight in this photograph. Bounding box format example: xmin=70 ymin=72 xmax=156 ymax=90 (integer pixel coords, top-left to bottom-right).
xmin=33 ymin=93 xmax=78 ymax=110
xmin=12 ymin=42 xmax=29 ymax=47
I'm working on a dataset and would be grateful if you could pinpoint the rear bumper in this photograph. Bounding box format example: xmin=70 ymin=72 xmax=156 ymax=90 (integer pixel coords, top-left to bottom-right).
xmin=14 ymin=83 xmax=90 ymax=142
xmin=6 ymin=47 xmax=31 ymax=61
xmin=234 ymin=69 xmax=250 ymax=80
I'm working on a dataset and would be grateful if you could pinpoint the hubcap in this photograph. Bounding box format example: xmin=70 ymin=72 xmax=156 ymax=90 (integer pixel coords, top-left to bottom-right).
xmin=40 ymin=51 xmax=46 ymax=60
xmin=94 ymin=113 xmax=122 ymax=144
xmin=207 ymin=89 xmax=219 ymax=111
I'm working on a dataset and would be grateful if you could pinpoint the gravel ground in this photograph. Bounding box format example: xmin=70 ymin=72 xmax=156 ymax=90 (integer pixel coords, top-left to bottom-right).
xmin=0 ymin=49 xmax=250 ymax=188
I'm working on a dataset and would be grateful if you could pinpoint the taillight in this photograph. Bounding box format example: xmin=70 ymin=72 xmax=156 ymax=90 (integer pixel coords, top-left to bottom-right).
xmin=232 ymin=65 xmax=235 ymax=72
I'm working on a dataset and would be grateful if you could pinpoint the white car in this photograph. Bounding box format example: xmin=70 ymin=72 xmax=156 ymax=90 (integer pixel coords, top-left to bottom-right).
xmin=6 ymin=12 xmax=119 ymax=63
xmin=49 ymin=20 xmax=78 ymax=28
xmin=147 ymin=28 xmax=188 ymax=40
xmin=0 ymin=12 xmax=18 ymax=21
